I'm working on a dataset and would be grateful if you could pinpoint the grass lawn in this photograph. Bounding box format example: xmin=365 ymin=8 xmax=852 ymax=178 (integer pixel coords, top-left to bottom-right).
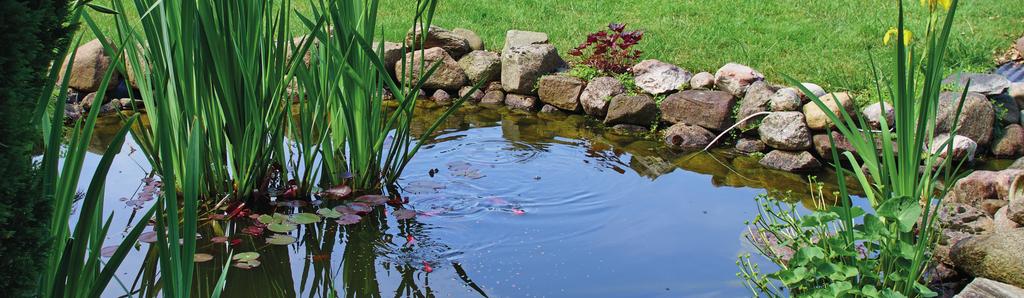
xmin=88 ymin=0 xmax=1022 ymax=95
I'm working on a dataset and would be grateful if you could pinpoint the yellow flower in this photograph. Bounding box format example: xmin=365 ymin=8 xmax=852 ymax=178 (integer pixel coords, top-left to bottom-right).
xmin=920 ymin=0 xmax=952 ymax=11
xmin=883 ymin=28 xmax=913 ymax=46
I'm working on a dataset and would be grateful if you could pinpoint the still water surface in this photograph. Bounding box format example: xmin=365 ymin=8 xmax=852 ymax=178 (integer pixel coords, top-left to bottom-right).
xmin=81 ymin=104 xmax=879 ymax=297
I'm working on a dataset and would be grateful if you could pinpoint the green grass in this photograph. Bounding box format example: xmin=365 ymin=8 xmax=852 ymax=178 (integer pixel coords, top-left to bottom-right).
xmin=87 ymin=0 xmax=1022 ymax=94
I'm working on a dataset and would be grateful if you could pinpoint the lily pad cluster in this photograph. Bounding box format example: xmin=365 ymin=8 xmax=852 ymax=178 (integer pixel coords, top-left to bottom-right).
xmin=232 ymin=252 xmax=261 ymax=269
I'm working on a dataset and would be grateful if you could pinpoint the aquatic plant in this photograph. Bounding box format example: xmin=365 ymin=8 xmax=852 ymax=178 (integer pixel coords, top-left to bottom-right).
xmin=300 ymin=0 xmax=474 ymax=190
xmin=737 ymin=0 xmax=970 ymax=296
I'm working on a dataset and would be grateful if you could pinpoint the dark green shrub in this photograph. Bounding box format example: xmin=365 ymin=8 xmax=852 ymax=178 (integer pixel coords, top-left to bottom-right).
xmin=0 ymin=0 xmax=73 ymax=296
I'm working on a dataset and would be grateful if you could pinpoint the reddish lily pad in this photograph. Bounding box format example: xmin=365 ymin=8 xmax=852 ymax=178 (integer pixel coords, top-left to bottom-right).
xmin=336 ymin=214 xmax=362 ymax=225
xmin=321 ymin=185 xmax=353 ymax=198
xmin=139 ymin=231 xmax=158 ymax=243
xmin=393 ymin=209 xmax=417 ymax=220
xmin=194 ymin=253 xmax=214 ymax=263
xmin=333 ymin=205 xmax=355 ymax=214
xmin=242 ymin=225 xmax=265 ymax=236
xmin=100 ymin=245 xmax=119 ymax=257
xmin=233 ymin=259 xmax=261 ymax=269
xmin=355 ymin=195 xmax=389 ymax=206
xmin=348 ymin=202 xmax=372 ymax=214
xmin=210 ymin=236 xmax=229 ymax=244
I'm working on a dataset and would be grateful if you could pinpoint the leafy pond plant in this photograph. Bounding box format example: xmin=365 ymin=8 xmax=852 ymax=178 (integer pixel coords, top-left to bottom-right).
xmin=737 ymin=0 xmax=972 ymax=296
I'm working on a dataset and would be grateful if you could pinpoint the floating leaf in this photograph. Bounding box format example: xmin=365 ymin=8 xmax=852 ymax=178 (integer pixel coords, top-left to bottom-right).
xmin=348 ymin=202 xmax=372 ymax=214
xmin=317 ymin=208 xmax=343 ymax=219
xmin=356 ymin=195 xmax=389 ymax=206
xmin=322 ymin=185 xmax=352 ymax=198
xmin=267 ymin=222 xmax=297 ymax=233
xmin=257 ymin=214 xmax=277 ymax=225
xmin=232 ymin=252 xmax=260 ymax=262
xmin=266 ymin=234 xmax=296 ymax=245
xmin=336 ymin=214 xmax=362 ymax=225
xmin=100 ymin=245 xmax=119 ymax=258
xmin=194 ymin=253 xmax=214 ymax=263
xmin=273 ymin=213 xmax=289 ymax=223
xmin=289 ymin=213 xmax=321 ymax=224
xmin=393 ymin=209 xmax=417 ymax=220
xmin=210 ymin=236 xmax=229 ymax=244
xmin=233 ymin=259 xmax=261 ymax=269
xmin=139 ymin=231 xmax=157 ymax=243
xmin=242 ymin=225 xmax=264 ymax=236
xmin=334 ymin=205 xmax=355 ymax=214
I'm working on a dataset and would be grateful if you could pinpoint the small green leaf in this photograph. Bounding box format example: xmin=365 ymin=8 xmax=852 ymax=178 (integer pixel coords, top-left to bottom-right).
xmin=232 ymin=252 xmax=260 ymax=262
xmin=289 ymin=213 xmax=321 ymax=224
xmin=267 ymin=222 xmax=297 ymax=233
xmin=316 ymin=208 xmax=342 ymax=219
xmin=266 ymin=234 xmax=296 ymax=245
xmin=862 ymin=285 xmax=880 ymax=297
xmin=791 ymin=247 xmax=825 ymax=266
xmin=257 ymin=214 xmax=276 ymax=225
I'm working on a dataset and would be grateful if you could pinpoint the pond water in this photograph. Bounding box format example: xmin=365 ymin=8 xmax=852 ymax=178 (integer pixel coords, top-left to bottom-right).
xmin=82 ymin=104 xmax=893 ymax=297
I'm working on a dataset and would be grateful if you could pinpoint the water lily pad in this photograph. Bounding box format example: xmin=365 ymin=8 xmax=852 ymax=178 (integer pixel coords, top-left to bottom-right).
xmin=267 ymin=222 xmax=297 ymax=233
xmin=336 ymin=214 xmax=362 ymax=225
xmin=232 ymin=252 xmax=260 ymax=262
xmin=348 ymin=202 xmax=372 ymax=214
xmin=256 ymin=214 xmax=277 ymax=225
xmin=317 ymin=208 xmax=343 ymax=219
xmin=322 ymin=185 xmax=352 ymax=198
xmin=194 ymin=253 xmax=214 ymax=263
xmin=266 ymin=234 xmax=296 ymax=245
xmin=356 ymin=195 xmax=389 ymax=206
xmin=210 ymin=236 xmax=228 ymax=244
xmin=100 ymin=245 xmax=119 ymax=258
xmin=289 ymin=213 xmax=321 ymax=224
xmin=272 ymin=213 xmax=289 ymax=223
xmin=139 ymin=231 xmax=158 ymax=243
xmin=233 ymin=259 xmax=261 ymax=269
xmin=393 ymin=209 xmax=417 ymax=220
xmin=242 ymin=225 xmax=264 ymax=236
xmin=334 ymin=205 xmax=355 ymax=214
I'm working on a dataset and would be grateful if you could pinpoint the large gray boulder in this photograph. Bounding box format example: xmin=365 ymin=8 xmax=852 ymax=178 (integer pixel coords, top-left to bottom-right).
xmin=501 ymin=44 xmax=563 ymax=95
xmin=538 ymin=75 xmax=585 ymax=112
xmin=376 ymin=41 xmax=405 ymax=80
xmin=502 ymin=30 xmax=549 ymax=53
xmin=937 ymin=92 xmax=996 ymax=146
xmin=397 ymin=47 xmax=467 ymax=91
xmin=769 ymin=88 xmax=802 ymax=112
xmin=862 ymin=102 xmax=895 ymax=130
xmin=735 ymin=138 xmax=766 ymax=153
xmin=757 ymin=112 xmax=813 ymax=151
xmin=993 ymin=124 xmax=1024 ymax=158
xmin=457 ymin=50 xmax=501 ymax=83
xmin=799 ymin=83 xmax=827 ymax=98
xmin=1010 ymin=175 xmax=1024 ymax=225
xmin=759 ymin=150 xmax=821 ymax=172
xmin=951 ymin=228 xmax=1024 ymax=288
xmin=1010 ymin=82 xmax=1024 ymax=108
xmin=930 ymin=134 xmax=979 ymax=163
xmin=59 ymin=39 xmax=119 ymax=92
xmin=714 ymin=63 xmax=764 ymax=96
xmin=604 ymin=94 xmax=658 ymax=126
xmin=803 ymin=92 xmax=855 ymax=131
xmin=631 ymin=59 xmax=692 ymax=95
xmin=406 ymin=25 xmax=471 ymax=59
xmin=955 ymin=278 xmax=1024 ymax=298
xmin=946 ymin=170 xmax=1024 ymax=208
xmin=943 ymin=72 xmax=1012 ymax=96
xmin=735 ymin=81 xmax=776 ymax=130
xmin=579 ymin=76 xmax=625 ymax=117
xmin=812 ymin=131 xmax=857 ymax=160
xmin=663 ymin=123 xmax=715 ymax=151
xmin=452 ymin=28 xmax=484 ymax=51
xmin=660 ymin=90 xmax=736 ymax=132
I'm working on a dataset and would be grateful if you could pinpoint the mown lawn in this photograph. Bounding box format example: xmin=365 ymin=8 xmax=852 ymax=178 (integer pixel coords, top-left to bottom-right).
xmin=88 ymin=0 xmax=1022 ymax=94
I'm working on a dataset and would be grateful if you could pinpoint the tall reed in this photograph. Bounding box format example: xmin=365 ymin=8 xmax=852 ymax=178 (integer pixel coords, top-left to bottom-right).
xmin=737 ymin=0 xmax=971 ymax=296
xmin=300 ymin=0 xmax=473 ymax=190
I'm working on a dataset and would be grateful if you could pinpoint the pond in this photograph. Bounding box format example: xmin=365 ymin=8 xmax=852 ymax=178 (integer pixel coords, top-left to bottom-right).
xmin=82 ymin=104 xmax=898 ymax=297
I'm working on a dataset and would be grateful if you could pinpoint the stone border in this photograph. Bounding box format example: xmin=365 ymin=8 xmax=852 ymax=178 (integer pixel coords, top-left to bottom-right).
xmin=60 ymin=26 xmax=1024 ymax=174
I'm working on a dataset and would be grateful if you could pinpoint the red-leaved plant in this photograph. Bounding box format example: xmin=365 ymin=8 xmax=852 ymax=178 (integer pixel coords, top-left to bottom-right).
xmin=568 ymin=23 xmax=644 ymax=74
